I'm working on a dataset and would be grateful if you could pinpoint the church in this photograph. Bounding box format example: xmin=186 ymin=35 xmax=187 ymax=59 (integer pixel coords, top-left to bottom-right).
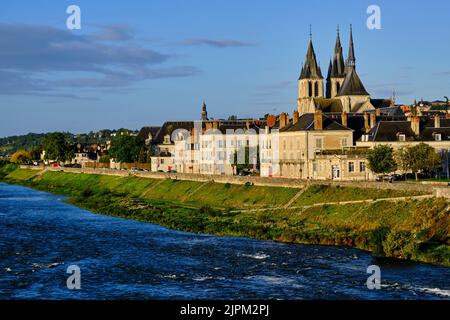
xmin=297 ymin=26 xmax=392 ymax=115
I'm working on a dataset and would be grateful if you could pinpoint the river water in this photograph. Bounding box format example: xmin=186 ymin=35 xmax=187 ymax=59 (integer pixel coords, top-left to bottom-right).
xmin=0 ymin=183 xmax=449 ymax=300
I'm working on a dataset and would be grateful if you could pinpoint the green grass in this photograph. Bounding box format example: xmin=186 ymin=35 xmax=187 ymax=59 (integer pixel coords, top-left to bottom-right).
xmin=1 ymin=167 xmax=449 ymax=266
xmin=294 ymin=184 xmax=428 ymax=206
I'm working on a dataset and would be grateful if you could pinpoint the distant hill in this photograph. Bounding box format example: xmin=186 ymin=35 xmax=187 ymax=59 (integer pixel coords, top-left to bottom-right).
xmin=0 ymin=129 xmax=139 ymax=156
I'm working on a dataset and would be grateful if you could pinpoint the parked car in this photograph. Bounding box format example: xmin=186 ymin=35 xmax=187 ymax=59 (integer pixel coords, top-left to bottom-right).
xmin=130 ymin=167 xmax=144 ymax=172
xmin=168 ymin=169 xmax=177 ymax=173
xmin=376 ymin=174 xmax=402 ymax=183
xmin=238 ymin=170 xmax=251 ymax=176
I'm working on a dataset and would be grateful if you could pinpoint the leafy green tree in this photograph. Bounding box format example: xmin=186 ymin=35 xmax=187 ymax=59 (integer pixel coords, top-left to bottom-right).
xmin=395 ymin=147 xmax=410 ymax=179
xmin=43 ymin=132 xmax=74 ymax=162
xmin=404 ymin=143 xmax=441 ymax=180
xmin=109 ymin=135 xmax=143 ymax=163
xmin=367 ymin=145 xmax=397 ymax=175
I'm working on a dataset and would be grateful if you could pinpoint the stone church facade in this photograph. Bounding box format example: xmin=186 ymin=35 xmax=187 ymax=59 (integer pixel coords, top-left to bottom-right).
xmin=297 ymin=26 xmax=386 ymax=115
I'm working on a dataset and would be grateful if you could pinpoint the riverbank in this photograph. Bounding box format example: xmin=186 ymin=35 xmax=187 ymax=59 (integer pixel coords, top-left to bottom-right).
xmin=1 ymin=165 xmax=449 ymax=267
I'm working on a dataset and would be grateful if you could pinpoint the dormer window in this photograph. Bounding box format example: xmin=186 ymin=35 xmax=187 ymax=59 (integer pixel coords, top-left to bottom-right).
xmin=433 ymin=133 xmax=442 ymax=141
xmin=361 ymin=134 xmax=371 ymax=142
xmin=164 ymin=135 xmax=171 ymax=144
xmin=397 ymin=134 xmax=406 ymax=142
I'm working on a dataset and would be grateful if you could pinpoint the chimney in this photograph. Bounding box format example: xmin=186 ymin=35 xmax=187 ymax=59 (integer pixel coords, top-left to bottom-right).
xmin=314 ymin=110 xmax=323 ymax=130
xmin=341 ymin=112 xmax=348 ymax=127
xmin=411 ymin=116 xmax=420 ymax=136
xmin=293 ymin=111 xmax=299 ymax=125
xmin=370 ymin=112 xmax=376 ymax=129
xmin=279 ymin=113 xmax=288 ymax=128
xmin=267 ymin=114 xmax=276 ymax=128
xmin=434 ymin=114 xmax=441 ymax=128
xmin=363 ymin=112 xmax=370 ymax=132
xmin=376 ymin=108 xmax=381 ymax=116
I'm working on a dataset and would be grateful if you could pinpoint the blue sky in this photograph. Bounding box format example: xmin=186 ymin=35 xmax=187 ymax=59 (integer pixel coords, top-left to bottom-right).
xmin=1 ymin=0 xmax=449 ymax=137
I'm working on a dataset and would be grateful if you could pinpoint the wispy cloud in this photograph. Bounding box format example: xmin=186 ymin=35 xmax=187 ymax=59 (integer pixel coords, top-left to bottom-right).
xmin=90 ymin=24 xmax=135 ymax=42
xmin=178 ymin=37 xmax=255 ymax=48
xmin=0 ymin=23 xmax=200 ymax=98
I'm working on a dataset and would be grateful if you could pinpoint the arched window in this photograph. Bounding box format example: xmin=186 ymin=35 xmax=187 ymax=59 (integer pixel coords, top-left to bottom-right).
xmin=336 ymin=82 xmax=340 ymax=94
xmin=308 ymin=82 xmax=312 ymax=97
xmin=315 ymin=82 xmax=319 ymax=97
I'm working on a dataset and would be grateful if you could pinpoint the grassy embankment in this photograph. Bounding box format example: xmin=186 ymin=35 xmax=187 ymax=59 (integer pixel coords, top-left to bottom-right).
xmin=1 ymin=165 xmax=449 ymax=266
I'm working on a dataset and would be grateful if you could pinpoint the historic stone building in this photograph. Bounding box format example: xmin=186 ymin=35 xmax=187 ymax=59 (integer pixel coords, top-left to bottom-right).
xmin=298 ymin=26 xmax=386 ymax=115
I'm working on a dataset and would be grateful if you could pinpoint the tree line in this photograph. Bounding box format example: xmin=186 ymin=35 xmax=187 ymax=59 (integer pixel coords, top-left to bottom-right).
xmin=8 ymin=132 xmax=153 ymax=165
xmin=367 ymin=143 xmax=442 ymax=180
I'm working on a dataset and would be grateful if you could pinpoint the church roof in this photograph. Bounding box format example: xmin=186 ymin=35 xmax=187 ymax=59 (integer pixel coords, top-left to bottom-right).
xmin=336 ymin=68 xmax=369 ymax=96
xmin=313 ymin=98 xmax=344 ymax=112
xmin=299 ymin=38 xmax=323 ymax=80
xmin=328 ymin=27 xmax=345 ymax=79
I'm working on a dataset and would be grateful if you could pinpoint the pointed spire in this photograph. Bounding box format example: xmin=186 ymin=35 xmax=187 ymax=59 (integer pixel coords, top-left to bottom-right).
xmin=327 ymin=59 xmax=332 ymax=79
xmin=346 ymin=24 xmax=356 ymax=69
xmin=201 ymin=101 xmax=208 ymax=121
xmin=335 ymin=25 xmax=341 ymax=52
xmin=299 ymin=29 xmax=323 ymax=80
xmin=330 ymin=25 xmax=345 ymax=78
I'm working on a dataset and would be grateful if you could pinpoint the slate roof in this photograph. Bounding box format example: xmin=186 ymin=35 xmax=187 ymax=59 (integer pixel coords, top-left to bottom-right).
xmin=313 ymin=98 xmax=344 ymax=112
xmin=138 ymin=126 xmax=162 ymax=141
xmin=280 ymin=113 xmax=352 ymax=132
xmin=299 ymin=39 xmax=323 ymax=80
xmin=337 ymin=68 xmax=369 ymax=96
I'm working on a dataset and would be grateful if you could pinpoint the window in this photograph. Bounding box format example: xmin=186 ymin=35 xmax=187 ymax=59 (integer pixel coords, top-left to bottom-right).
xmin=433 ymin=133 xmax=442 ymax=141
xmin=361 ymin=134 xmax=370 ymax=142
xmin=360 ymin=162 xmax=366 ymax=172
xmin=315 ymin=82 xmax=319 ymax=97
xmin=398 ymin=134 xmax=406 ymax=142
xmin=308 ymin=82 xmax=312 ymax=97
xmin=315 ymin=138 xmax=323 ymax=150
xmin=348 ymin=162 xmax=355 ymax=173
xmin=313 ymin=162 xmax=318 ymax=173
xmin=164 ymin=135 xmax=171 ymax=144
xmin=341 ymin=138 xmax=348 ymax=148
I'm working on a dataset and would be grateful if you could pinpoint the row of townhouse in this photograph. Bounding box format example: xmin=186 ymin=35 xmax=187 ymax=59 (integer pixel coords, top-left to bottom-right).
xmin=145 ymin=104 xmax=450 ymax=181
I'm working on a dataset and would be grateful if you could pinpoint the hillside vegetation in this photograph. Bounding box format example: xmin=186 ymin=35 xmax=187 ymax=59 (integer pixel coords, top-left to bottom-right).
xmin=1 ymin=166 xmax=449 ymax=266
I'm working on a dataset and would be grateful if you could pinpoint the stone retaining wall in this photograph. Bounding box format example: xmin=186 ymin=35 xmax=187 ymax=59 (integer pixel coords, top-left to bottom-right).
xmin=20 ymin=165 xmax=441 ymax=193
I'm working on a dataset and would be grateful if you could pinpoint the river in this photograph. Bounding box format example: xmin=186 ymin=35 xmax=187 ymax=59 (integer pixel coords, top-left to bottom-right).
xmin=0 ymin=183 xmax=449 ymax=300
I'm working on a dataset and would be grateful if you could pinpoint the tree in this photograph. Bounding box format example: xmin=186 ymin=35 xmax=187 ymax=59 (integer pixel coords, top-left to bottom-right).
xmin=231 ymin=145 xmax=260 ymax=173
xmin=404 ymin=143 xmax=441 ymax=180
xmin=367 ymin=145 xmax=397 ymax=175
xmin=99 ymin=155 xmax=111 ymax=163
xmin=395 ymin=147 xmax=410 ymax=179
xmin=42 ymin=133 xmax=74 ymax=162
xmin=10 ymin=149 xmax=32 ymax=164
xmin=108 ymin=135 xmax=143 ymax=163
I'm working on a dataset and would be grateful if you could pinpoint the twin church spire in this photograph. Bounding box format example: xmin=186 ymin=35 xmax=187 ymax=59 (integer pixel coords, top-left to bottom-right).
xmin=297 ymin=25 xmax=370 ymax=114
xmin=300 ymin=25 xmax=356 ymax=83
